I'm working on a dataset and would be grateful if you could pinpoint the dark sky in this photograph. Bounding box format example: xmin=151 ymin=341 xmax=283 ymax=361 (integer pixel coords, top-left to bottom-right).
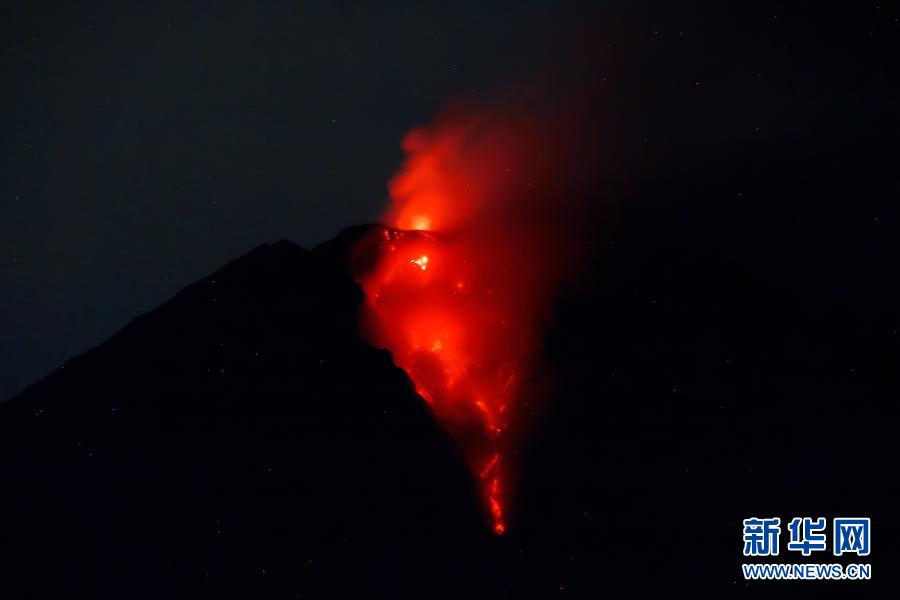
xmin=2 ymin=1 xmax=898 ymax=399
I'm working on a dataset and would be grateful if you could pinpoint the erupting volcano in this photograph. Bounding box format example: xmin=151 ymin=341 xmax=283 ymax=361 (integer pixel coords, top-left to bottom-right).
xmin=352 ymin=102 xmax=583 ymax=533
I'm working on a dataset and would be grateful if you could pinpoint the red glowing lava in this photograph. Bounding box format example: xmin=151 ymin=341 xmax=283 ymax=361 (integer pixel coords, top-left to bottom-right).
xmin=353 ymin=102 xmax=582 ymax=534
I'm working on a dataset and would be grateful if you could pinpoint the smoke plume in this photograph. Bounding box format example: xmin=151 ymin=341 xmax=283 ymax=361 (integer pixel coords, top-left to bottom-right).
xmin=352 ymin=97 xmax=592 ymax=533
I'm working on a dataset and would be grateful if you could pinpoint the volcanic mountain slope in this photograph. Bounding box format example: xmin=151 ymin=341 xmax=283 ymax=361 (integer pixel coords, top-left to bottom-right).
xmin=3 ymin=212 xmax=899 ymax=599
xmin=0 ymin=228 xmax=500 ymax=598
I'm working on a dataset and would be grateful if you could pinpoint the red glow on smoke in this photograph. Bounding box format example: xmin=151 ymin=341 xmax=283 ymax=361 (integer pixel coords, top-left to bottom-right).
xmin=353 ymin=102 xmax=582 ymax=534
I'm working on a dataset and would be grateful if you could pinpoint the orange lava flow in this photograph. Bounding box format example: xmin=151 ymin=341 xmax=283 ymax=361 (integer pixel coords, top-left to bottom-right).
xmin=352 ymin=103 xmax=577 ymax=534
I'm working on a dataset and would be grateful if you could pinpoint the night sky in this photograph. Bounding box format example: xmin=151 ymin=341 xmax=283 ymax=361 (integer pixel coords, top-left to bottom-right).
xmin=2 ymin=0 xmax=898 ymax=402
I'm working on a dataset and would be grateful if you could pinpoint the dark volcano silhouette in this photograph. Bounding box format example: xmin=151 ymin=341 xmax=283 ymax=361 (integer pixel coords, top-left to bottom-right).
xmin=0 ymin=227 xmax=500 ymax=598
xmin=2 ymin=208 xmax=899 ymax=598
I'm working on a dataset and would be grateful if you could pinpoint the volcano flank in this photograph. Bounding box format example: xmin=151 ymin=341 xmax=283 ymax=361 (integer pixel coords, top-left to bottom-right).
xmin=0 ymin=228 xmax=501 ymax=598
xmin=2 ymin=217 xmax=898 ymax=599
